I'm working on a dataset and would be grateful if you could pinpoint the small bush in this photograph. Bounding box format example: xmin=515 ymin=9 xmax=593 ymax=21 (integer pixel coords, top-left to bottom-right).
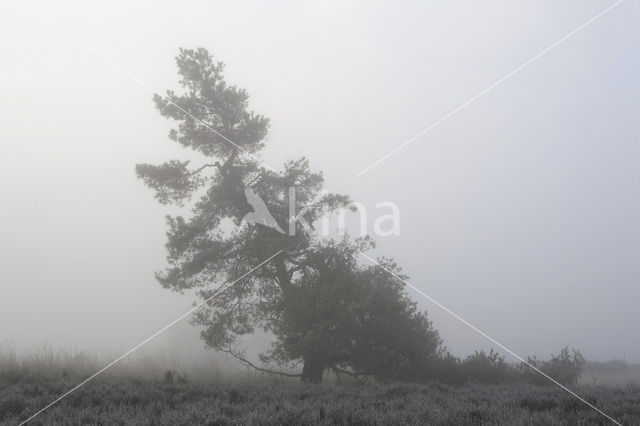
xmin=520 ymin=347 xmax=585 ymax=386
xmin=459 ymin=350 xmax=516 ymax=384
xmin=428 ymin=350 xmax=517 ymax=384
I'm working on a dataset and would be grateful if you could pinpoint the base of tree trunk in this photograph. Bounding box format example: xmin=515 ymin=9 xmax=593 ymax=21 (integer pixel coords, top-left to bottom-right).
xmin=301 ymin=356 xmax=324 ymax=384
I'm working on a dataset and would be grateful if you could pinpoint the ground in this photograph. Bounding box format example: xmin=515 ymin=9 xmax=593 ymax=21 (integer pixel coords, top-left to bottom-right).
xmin=2 ymin=375 xmax=639 ymax=425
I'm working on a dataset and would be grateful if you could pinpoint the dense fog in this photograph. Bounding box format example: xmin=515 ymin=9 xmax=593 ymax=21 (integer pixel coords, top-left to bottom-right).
xmin=1 ymin=0 xmax=639 ymax=367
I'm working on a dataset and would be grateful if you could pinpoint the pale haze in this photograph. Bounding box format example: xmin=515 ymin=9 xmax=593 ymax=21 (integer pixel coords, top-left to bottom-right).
xmin=1 ymin=0 xmax=638 ymax=364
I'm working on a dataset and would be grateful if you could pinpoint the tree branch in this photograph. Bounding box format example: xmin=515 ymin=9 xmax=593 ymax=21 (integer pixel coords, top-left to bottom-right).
xmin=189 ymin=163 xmax=217 ymax=176
xmin=221 ymin=346 xmax=301 ymax=378
xmin=273 ymin=254 xmax=293 ymax=293
xmin=330 ymin=366 xmax=368 ymax=384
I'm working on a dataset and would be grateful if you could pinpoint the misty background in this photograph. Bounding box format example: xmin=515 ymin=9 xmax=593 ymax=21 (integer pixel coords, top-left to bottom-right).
xmin=0 ymin=0 xmax=638 ymax=366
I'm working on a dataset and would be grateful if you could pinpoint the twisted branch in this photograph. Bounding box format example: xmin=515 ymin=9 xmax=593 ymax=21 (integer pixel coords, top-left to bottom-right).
xmin=221 ymin=345 xmax=301 ymax=378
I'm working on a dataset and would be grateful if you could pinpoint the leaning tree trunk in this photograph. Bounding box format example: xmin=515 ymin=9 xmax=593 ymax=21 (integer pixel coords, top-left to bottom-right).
xmin=301 ymin=354 xmax=324 ymax=383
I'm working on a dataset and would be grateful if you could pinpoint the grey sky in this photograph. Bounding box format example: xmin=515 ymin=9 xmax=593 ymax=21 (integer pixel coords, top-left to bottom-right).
xmin=0 ymin=0 xmax=638 ymax=363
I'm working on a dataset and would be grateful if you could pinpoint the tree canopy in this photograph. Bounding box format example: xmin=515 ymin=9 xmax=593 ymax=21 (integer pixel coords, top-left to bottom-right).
xmin=137 ymin=48 xmax=441 ymax=383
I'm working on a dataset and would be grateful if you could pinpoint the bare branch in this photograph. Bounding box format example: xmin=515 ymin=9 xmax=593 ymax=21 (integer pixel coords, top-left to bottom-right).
xmin=221 ymin=346 xmax=301 ymax=378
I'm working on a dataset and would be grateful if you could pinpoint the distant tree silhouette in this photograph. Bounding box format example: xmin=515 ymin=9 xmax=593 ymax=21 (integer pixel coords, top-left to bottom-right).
xmin=137 ymin=48 xmax=440 ymax=383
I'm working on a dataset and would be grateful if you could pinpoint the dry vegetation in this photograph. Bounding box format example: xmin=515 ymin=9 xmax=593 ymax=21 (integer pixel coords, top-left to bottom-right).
xmin=2 ymin=347 xmax=639 ymax=425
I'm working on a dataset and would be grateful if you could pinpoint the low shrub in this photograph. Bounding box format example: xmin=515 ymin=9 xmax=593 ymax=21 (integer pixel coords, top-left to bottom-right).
xmin=426 ymin=346 xmax=584 ymax=386
xmin=519 ymin=346 xmax=585 ymax=386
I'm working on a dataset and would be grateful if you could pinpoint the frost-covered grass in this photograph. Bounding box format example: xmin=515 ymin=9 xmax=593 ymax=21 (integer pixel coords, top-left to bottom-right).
xmin=2 ymin=346 xmax=638 ymax=424
xmin=2 ymin=374 xmax=639 ymax=425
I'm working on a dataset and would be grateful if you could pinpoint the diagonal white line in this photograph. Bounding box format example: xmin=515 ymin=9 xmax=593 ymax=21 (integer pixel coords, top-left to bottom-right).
xmin=357 ymin=250 xmax=621 ymax=425
xmin=16 ymin=0 xmax=276 ymax=172
xmin=18 ymin=250 xmax=283 ymax=426
xmin=356 ymin=0 xmax=625 ymax=177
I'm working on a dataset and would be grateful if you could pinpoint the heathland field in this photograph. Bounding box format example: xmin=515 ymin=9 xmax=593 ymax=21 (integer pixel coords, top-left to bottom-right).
xmin=2 ymin=347 xmax=639 ymax=425
xmin=3 ymin=376 xmax=640 ymax=425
